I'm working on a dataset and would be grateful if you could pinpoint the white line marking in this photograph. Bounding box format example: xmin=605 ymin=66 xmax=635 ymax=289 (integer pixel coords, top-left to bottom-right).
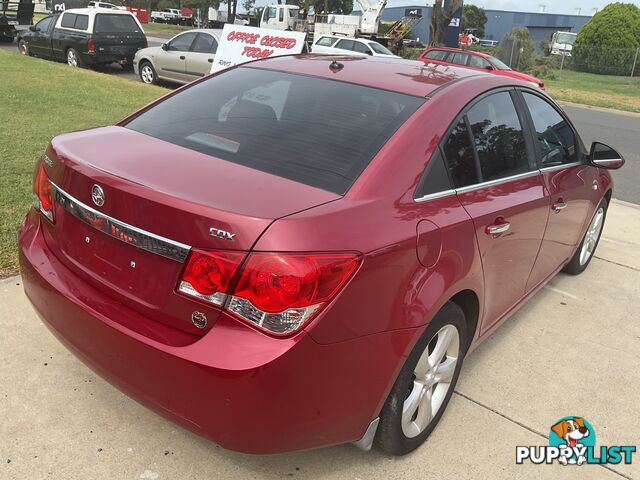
xmin=544 ymin=285 xmax=578 ymax=299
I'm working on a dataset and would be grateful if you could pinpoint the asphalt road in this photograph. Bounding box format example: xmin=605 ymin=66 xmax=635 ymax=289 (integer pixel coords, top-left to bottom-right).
xmin=2 ymin=39 xmax=638 ymax=203
xmin=562 ymin=104 xmax=640 ymax=205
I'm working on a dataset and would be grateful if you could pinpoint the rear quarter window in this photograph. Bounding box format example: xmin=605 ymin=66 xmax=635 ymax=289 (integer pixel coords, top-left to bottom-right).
xmin=315 ymin=36 xmax=336 ymax=47
xmin=94 ymin=14 xmax=141 ymax=33
xmin=125 ymin=68 xmax=423 ymax=194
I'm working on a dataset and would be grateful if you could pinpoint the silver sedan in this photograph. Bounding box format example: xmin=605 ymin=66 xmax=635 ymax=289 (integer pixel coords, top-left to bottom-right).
xmin=134 ymin=29 xmax=221 ymax=85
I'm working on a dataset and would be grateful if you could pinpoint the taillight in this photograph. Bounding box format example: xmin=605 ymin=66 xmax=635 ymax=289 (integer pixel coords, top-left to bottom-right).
xmin=178 ymin=249 xmax=245 ymax=306
xmin=87 ymin=38 xmax=96 ymax=54
xmin=143 ymin=37 xmax=148 ymax=48
xmin=177 ymin=251 xmax=361 ymax=336
xmin=33 ymin=162 xmax=54 ymax=222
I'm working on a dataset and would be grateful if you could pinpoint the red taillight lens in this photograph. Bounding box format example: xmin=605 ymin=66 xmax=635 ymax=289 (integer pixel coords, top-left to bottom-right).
xmin=229 ymin=253 xmax=360 ymax=335
xmin=176 ymin=251 xmax=361 ymax=336
xmin=87 ymin=38 xmax=96 ymax=54
xmin=33 ymin=162 xmax=54 ymax=222
xmin=178 ymin=249 xmax=245 ymax=305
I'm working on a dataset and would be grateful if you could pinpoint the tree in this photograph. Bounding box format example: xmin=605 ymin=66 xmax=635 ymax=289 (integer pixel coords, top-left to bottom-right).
xmin=429 ymin=0 xmax=463 ymax=47
xmin=497 ymin=28 xmax=536 ymax=72
xmin=573 ymin=3 xmax=640 ymax=75
xmin=461 ymin=4 xmax=487 ymax=38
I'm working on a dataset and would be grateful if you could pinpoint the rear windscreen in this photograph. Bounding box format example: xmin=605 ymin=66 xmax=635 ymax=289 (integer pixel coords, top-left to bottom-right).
xmin=124 ymin=67 xmax=423 ymax=194
xmin=94 ymin=14 xmax=141 ymax=33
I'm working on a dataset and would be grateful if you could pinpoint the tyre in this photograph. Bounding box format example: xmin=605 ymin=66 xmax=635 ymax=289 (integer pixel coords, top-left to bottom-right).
xmin=18 ymin=39 xmax=30 ymax=56
xmin=139 ymin=61 xmax=157 ymax=84
xmin=375 ymin=302 xmax=467 ymax=455
xmin=66 ymin=48 xmax=83 ymax=68
xmin=563 ymin=197 xmax=608 ymax=275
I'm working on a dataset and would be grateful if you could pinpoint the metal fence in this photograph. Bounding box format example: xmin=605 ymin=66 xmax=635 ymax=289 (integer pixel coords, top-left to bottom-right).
xmin=493 ymin=38 xmax=640 ymax=77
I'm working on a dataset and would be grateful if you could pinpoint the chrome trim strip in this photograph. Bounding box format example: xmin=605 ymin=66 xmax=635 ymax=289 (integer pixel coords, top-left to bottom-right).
xmin=539 ymin=161 xmax=582 ymax=172
xmin=455 ymin=170 xmax=540 ymax=194
xmin=414 ymin=189 xmax=456 ymax=203
xmin=50 ymin=182 xmax=191 ymax=263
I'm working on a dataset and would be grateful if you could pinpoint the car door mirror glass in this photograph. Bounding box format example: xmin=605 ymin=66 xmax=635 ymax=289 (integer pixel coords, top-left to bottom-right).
xmin=161 ymin=43 xmax=168 ymax=51
xmin=590 ymin=141 xmax=625 ymax=170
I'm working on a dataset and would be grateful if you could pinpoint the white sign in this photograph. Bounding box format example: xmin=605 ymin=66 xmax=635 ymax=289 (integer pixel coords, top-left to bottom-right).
xmin=211 ymin=25 xmax=306 ymax=73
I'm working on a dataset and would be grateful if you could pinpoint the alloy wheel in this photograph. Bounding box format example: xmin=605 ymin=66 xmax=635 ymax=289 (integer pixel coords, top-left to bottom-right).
xmin=579 ymin=207 xmax=604 ymax=265
xmin=402 ymin=324 xmax=460 ymax=438
xmin=140 ymin=65 xmax=154 ymax=84
xmin=67 ymin=50 xmax=78 ymax=67
xmin=19 ymin=41 xmax=28 ymax=55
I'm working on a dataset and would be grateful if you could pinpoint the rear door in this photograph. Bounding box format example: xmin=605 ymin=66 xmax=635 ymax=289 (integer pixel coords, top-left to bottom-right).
xmin=442 ymin=89 xmax=549 ymax=334
xmin=92 ymin=13 xmax=146 ymax=59
xmin=518 ymin=90 xmax=593 ymax=290
xmin=52 ymin=12 xmax=89 ymax=61
xmin=156 ymin=31 xmax=197 ymax=83
xmin=185 ymin=32 xmax=217 ymax=78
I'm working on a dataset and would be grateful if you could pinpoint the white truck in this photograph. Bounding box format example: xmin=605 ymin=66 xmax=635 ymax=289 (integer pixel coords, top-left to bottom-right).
xmin=550 ymin=31 xmax=577 ymax=56
xmin=260 ymin=0 xmax=388 ymax=39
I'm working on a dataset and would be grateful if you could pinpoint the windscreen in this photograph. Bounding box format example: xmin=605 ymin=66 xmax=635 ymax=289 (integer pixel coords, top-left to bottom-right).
xmin=95 ymin=14 xmax=141 ymax=33
xmin=125 ymin=67 xmax=423 ymax=194
xmin=556 ymin=33 xmax=576 ymax=45
xmin=369 ymin=42 xmax=394 ymax=55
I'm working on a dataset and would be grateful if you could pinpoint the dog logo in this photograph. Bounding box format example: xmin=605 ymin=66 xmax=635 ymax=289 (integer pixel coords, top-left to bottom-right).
xmin=550 ymin=417 xmax=592 ymax=465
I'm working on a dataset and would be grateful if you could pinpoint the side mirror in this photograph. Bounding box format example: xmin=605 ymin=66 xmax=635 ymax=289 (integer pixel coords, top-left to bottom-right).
xmin=29 ymin=25 xmax=37 ymax=32
xmin=485 ymin=65 xmax=494 ymax=71
xmin=589 ymin=141 xmax=625 ymax=170
xmin=161 ymin=43 xmax=168 ymax=51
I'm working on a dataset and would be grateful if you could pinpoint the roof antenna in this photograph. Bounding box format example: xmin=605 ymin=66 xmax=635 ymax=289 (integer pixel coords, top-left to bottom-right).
xmin=329 ymin=60 xmax=344 ymax=73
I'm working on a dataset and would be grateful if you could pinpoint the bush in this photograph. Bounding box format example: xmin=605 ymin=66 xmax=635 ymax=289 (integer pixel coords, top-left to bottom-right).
xmin=401 ymin=47 xmax=424 ymax=60
xmin=573 ymin=3 xmax=640 ymax=75
xmin=497 ymin=28 xmax=536 ymax=72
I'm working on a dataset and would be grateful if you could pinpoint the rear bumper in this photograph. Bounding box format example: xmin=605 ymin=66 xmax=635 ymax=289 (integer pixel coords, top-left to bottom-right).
xmin=18 ymin=211 xmax=415 ymax=453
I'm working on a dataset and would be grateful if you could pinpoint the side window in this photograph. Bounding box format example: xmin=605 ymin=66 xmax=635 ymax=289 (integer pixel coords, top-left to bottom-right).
xmin=167 ymin=32 xmax=197 ymax=52
xmin=466 ymin=91 xmax=530 ymax=182
xmin=36 ymin=16 xmax=53 ymax=32
xmin=335 ymin=39 xmax=355 ymax=51
xmin=278 ymin=7 xmax=284 ymax=22
xmin=263 ymin=6 xmax=276 ymax=21
xmin=468 ymin=55 xmax=491 ymax=69
xmin=60 ymin=13 xmax=77 ymax=28
xmin=450 ymin=52 xmax=469 ymax=66
xmin=191 ymin=33 xmax=217 ymax=54
xmin=522 ymin=92 xmax=576 ymax=167
xmin=443 ymin=119 xmax=479 ymax=188
xmin=315 ymin=36 xmax=336 ymax=47
xmin=74 ymin=14 xmax=89 ymax=30
xmin=352 ymin=41 xmax=372 ymax=55
xmin=423 ymin=49 xmax=448 ymax=60
xmin=415 ymin=148 xmax=453 ymax=199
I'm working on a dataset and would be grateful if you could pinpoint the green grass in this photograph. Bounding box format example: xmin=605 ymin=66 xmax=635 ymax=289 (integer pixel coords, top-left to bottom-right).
xmin=143 ymin=22 xmax=193 ymax=38
xmin=0 ymin=51 xmax=167 ymax=277
xmin=544 ymin=69 xmax=640 ymax=113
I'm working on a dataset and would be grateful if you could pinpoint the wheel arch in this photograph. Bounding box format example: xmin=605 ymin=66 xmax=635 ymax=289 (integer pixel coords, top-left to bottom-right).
xmin=603 ymin=188 xmax=613 ymax=204
xmin=448 ymin=289 xmax=480 ymax=354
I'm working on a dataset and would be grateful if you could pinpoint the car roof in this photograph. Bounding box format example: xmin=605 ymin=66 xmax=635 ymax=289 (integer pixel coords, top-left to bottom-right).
xmin=62 ymin=7 xmax=131 ymax=15
xmin=247 ymin=54 xmax=492 ymax=97
xmin=172 ymin=28 xmax=222 ymax=38
xmin=427 ymin=46 xmax=491 ymax=59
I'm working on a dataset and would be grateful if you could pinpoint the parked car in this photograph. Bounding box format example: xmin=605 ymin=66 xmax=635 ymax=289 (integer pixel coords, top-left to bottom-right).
xmin=17 ymin=8 xmax=146 ymax=69
xmin=312 ymin=35 xmax=398 ymax=57
xmin=419 ymin=47 xmax=545 ymax=89
xmin=134 ymin=29 xmax=220 ymax=84
xmin=20 ymin=55 xmax=623 ymax=456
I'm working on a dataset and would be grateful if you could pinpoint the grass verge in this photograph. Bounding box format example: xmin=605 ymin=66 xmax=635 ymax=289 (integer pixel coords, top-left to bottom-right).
xmin=143 ymin=22 xmax=192 ymax=38
xmin=544 ymin=69 xmax=640 ymax=113
xmin=0 ymin=51 xmax=167 ymax=277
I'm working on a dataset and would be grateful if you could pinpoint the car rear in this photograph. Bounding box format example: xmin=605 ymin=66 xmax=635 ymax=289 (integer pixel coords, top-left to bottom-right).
xmin=19 ymin=61 xmax=427 ymax=452
xmin=89 ymin=11 xmax=146 ymax=66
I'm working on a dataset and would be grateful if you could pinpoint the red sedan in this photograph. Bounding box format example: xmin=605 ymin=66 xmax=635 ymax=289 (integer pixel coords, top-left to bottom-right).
xmin=419 ymin=46 xmax=546 ymax=90
xmin=19 ymin=55 xmax=623 ymax=455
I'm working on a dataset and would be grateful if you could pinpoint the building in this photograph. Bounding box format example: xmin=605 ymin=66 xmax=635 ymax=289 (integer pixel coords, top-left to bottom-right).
xmin=354 ymin=5 xmax=591 ymax=48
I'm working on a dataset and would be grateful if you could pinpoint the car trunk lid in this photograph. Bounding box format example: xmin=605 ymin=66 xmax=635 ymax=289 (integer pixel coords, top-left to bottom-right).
xmin=41 ymin=126 xmax=339 ymax=336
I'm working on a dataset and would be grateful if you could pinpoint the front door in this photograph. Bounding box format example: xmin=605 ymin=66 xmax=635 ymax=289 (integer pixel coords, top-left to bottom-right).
xmin=518 ymin=90 xmax=593 ymax=290
xmin=158 ymin=32 xmax=197 ymax=83
xmin=28 ymin=15 xmax=55 ymax=58
xmin=441 ymin=90 xmax=549 ymax=334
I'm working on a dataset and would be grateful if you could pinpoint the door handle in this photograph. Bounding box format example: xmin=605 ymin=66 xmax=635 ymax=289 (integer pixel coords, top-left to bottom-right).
xmin=552 ymin=201 xmax=567 ymax=212
xmin=485 ymin=220 xmax=510 ymax=236
xmin=179 ymin=55 xmax=186 ymax=60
